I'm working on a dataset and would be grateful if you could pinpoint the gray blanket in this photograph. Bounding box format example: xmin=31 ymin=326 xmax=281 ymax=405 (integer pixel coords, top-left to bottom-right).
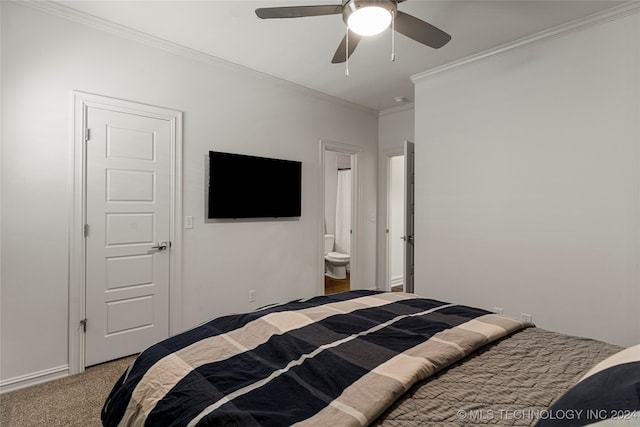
xmin=374 ymin=327 xmax=622 ymax=426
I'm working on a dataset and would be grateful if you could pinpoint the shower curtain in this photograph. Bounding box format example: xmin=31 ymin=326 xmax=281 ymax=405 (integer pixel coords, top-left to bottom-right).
xmin=335 ymin=169 xmax=351 ymax=255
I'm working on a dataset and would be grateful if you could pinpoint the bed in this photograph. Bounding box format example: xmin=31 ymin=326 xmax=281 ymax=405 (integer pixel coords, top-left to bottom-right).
xmin=101 ymin=290 xmax=638 ymax=427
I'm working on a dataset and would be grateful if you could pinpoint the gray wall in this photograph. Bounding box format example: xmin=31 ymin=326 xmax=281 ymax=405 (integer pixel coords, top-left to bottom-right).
xmin=413 ymin=11 xmax=640 ymax=347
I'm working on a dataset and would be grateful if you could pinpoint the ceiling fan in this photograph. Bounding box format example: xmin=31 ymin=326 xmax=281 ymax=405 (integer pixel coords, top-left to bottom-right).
xmin=255 ymin=0 xmax=451 ymax=64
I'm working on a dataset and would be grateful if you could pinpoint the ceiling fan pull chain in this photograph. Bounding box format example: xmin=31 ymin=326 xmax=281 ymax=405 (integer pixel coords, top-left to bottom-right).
xmin=345 ymin=26 xmax=350 ymax=77
xmin=391 ymin=10 xmax=396 ymax=62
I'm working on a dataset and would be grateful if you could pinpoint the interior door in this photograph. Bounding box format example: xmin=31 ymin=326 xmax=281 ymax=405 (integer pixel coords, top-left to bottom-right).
xmin=386 ymin=153 xmax=405 ymax=291
xmin=403 ymin=141 xmax=415 ymax=293
xmin=84 ymin=106 xmax=171 ymax=366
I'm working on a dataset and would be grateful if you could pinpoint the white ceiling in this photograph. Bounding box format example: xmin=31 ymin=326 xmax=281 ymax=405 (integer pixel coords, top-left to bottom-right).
xmin=54 ymin=0 xmax=626 ymax=111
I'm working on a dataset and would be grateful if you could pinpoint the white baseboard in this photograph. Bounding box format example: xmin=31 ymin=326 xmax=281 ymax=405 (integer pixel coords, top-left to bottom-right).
xmin=0 ymin=364 xmax=69 ymax=394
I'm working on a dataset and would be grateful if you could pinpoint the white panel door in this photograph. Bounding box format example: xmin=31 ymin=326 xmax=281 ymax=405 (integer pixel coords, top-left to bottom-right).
xmin=403 ymin=141 xmax=415 ymax=293
xmin=85 ymin=107 xmax=171 ymax=366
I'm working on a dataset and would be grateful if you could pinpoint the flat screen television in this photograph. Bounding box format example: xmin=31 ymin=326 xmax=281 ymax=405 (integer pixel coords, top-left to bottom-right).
xmin=208 ymin=151 xmax=302 ymax=219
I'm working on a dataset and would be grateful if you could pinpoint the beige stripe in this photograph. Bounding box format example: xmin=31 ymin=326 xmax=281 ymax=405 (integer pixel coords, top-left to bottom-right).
xmin=358 ymin=293 xmax=414 ymax=305
xmin=328 ymin=400 xmax=368 ymax=426
xmin=477 ymin=313 xmax=529 ymax=330
xmin=121 ymin=293 xmax=418 ymax=425
xmin=407 ymin=334 xmax=474 ymax=367
xmin=261 ymin=311 xmax=314 ymax=333
xmin=221 ymin=332 xmax=249 ymax=352
xmin=372 ymin=353 xmax=435 ymax=388
xmin=457 ymin=318 xmax=508 ymax=340
xmin=429 ymin=336 xmax=465 ymax=353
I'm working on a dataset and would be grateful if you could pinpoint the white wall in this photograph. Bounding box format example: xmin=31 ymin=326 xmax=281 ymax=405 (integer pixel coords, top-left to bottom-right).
xmin=378 ymin=106 xmax=415 ymax=152
xmin=0 ymin=2 xmax=378 ymax=387
xmin=377 ymin=106 xmax=414 ymax=288
xmin=413 ymin=11 xmax=640 ymax=347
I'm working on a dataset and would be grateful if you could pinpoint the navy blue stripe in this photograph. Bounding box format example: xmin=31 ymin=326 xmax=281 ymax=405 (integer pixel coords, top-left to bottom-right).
xmin=199 ymin=350 xmax=369 ymax=426
xmin=535 ymin=361 xmax=640 ymax=427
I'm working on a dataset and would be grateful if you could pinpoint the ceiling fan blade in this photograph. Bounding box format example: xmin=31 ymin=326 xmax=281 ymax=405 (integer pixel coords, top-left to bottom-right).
xmin=255 ymin=5 xmax=342 ymax=19
xmin=331 ymin=30 xmax=362 ymax=64
xmin=394 ymin=10 xmax=451 ymax=49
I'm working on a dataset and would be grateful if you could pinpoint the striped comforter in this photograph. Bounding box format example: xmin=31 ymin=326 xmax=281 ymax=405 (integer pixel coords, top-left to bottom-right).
xmin=102 ymin=290 xmax=530 ymax=427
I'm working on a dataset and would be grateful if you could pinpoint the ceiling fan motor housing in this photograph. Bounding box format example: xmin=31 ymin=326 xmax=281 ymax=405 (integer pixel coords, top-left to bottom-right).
xmin=341 ymin=0 xmax=397 ymax=26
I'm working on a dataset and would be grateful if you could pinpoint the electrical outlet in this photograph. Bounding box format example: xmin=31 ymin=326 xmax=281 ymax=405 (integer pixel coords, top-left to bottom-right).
xmin=493 ymin=307 xmax=504 ymax=314
xmin=249 ymin=290 xmax=256 ymax=303
xmin=521 ymin=313 xmax=533 ymax=323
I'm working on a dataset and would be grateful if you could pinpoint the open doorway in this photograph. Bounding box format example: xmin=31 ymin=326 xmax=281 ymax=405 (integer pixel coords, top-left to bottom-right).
xmin=320 ymin=141 xmax=360 ymax=295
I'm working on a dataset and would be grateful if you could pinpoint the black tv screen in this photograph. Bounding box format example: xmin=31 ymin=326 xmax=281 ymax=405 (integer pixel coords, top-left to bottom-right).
xmin=208 ymin=151 xmax=302 ymax=219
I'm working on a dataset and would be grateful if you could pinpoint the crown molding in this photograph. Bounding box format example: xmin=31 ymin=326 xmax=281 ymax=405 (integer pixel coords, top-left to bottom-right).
xmin=15 ymin=0 xmax=378 ymax=117
xmin=379 ymin=102 xmax=414 ymax=117
xmin=412 ymin=1 xmax=640 ymax=83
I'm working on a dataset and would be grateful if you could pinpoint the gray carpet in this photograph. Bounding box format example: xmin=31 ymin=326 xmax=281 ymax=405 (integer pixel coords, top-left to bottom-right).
xmin=0 ymin=355 xmax=135 ymax=427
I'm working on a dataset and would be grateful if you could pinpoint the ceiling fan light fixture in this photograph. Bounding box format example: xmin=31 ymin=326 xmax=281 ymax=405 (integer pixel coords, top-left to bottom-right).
xmin=347 ymin=6 xmax=392 ymax=36
xmin=256 ymin=0 xmax=451 ymax=64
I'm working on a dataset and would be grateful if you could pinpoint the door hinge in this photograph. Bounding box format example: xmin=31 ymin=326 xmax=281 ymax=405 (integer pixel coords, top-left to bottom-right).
xmin=83 ymin=224 xmax=89 ymax=237
xmin=80 ymin=318 xmax=87 ymax=333
xmin=84 ymin=128 xmax=91 ymax=142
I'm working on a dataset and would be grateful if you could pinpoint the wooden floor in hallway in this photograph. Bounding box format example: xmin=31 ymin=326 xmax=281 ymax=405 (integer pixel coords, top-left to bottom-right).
xmin=324 ymin=273 xmax=350 ymax=295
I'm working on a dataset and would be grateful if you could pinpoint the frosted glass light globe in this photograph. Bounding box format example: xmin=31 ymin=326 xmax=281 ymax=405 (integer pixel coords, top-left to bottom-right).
xmin=347 ymin=6 xmax=391 ymax=36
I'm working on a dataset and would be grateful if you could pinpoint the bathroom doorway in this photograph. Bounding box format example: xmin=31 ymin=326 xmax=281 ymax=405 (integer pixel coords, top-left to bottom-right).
xmin=320 ymin=141 xmax=360 ymax=295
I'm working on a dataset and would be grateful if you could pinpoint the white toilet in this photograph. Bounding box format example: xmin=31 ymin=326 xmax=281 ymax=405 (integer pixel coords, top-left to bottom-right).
xmin=324 ymin=234 xmax=350 ymax=279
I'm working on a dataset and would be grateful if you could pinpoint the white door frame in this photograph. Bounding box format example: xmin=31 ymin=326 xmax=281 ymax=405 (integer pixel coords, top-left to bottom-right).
xmin=69 ymin=91 xmax=183 ymax=374
xmin=383 ymin=148 xmax=405 ymax=291
xmin=319 ymin=140 xmax=362 ymax=294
